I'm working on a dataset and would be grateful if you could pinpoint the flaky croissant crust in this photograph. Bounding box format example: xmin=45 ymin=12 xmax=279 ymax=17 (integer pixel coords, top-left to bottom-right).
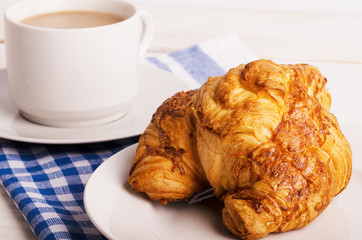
xmin=128 ymin=59 xmax=352 ymax=239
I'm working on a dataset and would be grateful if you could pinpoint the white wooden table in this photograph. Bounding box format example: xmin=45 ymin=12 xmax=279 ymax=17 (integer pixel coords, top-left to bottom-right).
xmin=0 ymin=3 xmax=362 ymax=239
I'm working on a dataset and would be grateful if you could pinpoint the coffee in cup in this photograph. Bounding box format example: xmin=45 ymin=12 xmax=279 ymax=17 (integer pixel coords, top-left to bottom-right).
xmin=20 ymin=10 xmax=125 ymax=29
xmin=4 ymin=0 xmax=153 ymax=128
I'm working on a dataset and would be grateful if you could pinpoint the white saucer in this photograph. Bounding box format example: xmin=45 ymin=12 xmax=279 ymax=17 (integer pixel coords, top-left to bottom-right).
xmin=0 ymin=65 xmax=190 ymax=144
xmin=84 ymin=144 xmax=360 ymax=240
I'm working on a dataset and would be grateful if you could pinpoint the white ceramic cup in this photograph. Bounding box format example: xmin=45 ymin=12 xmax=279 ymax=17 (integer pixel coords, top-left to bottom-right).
xmin=4 ymin=0 xmax=153 ymax=128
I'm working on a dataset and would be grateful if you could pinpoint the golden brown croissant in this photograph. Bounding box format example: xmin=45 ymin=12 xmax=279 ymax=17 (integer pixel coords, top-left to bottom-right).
xmin=128 ymin=90 xmax=209 ymax=203
xmin=128 ymin=59 xmax=352 ymax=239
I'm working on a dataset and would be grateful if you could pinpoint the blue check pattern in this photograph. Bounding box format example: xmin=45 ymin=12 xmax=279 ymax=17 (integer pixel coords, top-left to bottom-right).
xmin=0 ymin=33 xmax=255 ymax=239
xmin=0 ymin=137 xmax=139 ymax=239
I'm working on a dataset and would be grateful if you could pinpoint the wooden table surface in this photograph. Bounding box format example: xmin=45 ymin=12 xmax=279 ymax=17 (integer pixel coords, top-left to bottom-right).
xmin=0 ymin=3 xmax=361 ymax=239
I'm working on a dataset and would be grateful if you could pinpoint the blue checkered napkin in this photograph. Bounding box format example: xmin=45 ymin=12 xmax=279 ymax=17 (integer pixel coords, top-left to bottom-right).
xmin=143 ymin=32 xmax=257 ymax=88
xmin=0 ymin=137 xmax=139 ymax=239
xmin=0 ymin=32 xmax=256 ymax=240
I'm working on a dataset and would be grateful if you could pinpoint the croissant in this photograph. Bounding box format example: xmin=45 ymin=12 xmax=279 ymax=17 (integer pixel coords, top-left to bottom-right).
xmin=128 ymin=59 xmax=352 ymax=239
xmin=128 ymin=90 xmax=209 ymax=203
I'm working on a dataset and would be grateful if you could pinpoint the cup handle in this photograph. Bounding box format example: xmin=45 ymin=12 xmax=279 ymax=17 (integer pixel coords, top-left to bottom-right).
xmin=138 ymin=10 xmax=154 ymax=56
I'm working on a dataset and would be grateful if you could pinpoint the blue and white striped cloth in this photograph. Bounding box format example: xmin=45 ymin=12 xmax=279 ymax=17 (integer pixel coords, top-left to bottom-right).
xmin=0 ymin=32 xmax=256 ymax=240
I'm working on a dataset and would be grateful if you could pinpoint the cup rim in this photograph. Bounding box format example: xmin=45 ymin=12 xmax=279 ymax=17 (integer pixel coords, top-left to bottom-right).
xmin=4 ymin=0 xmax=138 ymax=32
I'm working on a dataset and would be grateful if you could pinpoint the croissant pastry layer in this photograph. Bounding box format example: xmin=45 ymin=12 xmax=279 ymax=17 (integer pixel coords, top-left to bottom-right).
xmin=128 ymin=59 xmax=352 ymax=239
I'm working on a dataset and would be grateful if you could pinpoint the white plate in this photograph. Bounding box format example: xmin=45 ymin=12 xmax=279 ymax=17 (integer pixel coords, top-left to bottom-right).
xmin=0 ymin=65 xmax=190 ymax=144
xmin=84 ymin=141 xmax=362 ymax=240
